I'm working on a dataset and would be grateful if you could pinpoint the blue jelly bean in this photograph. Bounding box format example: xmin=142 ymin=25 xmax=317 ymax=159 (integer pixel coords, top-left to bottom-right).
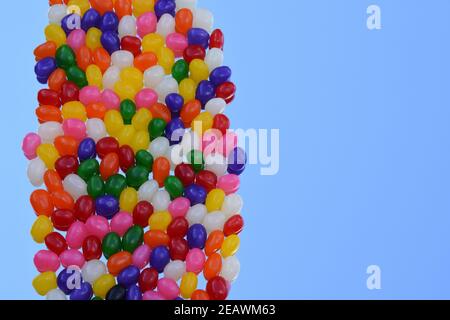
xmin=165 ymin=93 xmax=184 ymax=115
xmin=184 ymin=184 xmax=207 ymax=205
xmin=154 ymin=0 xmax=176 ymax=19
xmin=126 ymin=285 xmax=142 ymax=300
xmin=35 ymin=57 xmax=57 ymax=80
xmin=95 ymin=195 xmax=119 ymax=219
xmin=196 ymin=80 xmax=215 ymax=107
xmin=101 ymin=11 xmax=119 ymax=33
xmin=57 ymin=268 xmax=78 ymax=295
xmin=101 ymin=31 xmax=120 ymax=55
xmin=187 ymin=224 xmax=207 ymax=249
xmin=70 ymin=282 xmax=93 ymax=300
xmin=78 ymin=138 xmax=97 ymax=161
xmin=150 ymin=246 xmax=170 ymax=273
xmin=227 ymin=147 xmax=247 ymax=175
xmin=187 ymin=28 xmax=210 ymax=49
xmin=165 ymin=118 xmax=185 ymax=145
xmin=81 ymin=9 xmax=101 ymax=31
xmin=210 ymin=66 xmax=232 ymax=87
xmin=61 ymin=14 xmax=80 ymax=35
xmin=117 ymin=266 xmax=140 ymax=288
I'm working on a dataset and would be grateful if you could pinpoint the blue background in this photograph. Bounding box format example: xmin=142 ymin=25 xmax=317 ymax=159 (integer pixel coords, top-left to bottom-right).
xmin=1 ymin=0 xmax=450 ymax=299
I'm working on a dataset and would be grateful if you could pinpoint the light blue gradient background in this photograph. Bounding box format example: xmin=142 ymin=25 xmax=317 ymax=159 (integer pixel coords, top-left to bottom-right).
xmin=1 ymin=0 xmax=450 ymax=299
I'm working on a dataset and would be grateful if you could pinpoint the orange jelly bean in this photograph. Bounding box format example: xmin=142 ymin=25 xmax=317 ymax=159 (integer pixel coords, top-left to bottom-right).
xmin=107 ymin=251 xmax=132 ymax=276
xmin=203 ymin=253 xmax=222 ymax=280
xmin=30 ymin=190 xmax=54 ymax=216
xmin=134 ymin=52 xmax=158 ymax=72
xmin=36 ymin=105 xmax=63 ymax=123
xmin=48 ymin=69 xmax=67 ymax=92
xmin=76 ymin=46 xmax=92 ymax=71
xmin=175 ymin=9 xmax=193 ymax=35
xmin=51 ymin=190 xmax=75 ymax=210
xmin=205 ymin=230 xmax=225 ymax=256
xmin=114 ymin=0 xmax=132 ymax=19
xmin=90 ymin=0 xmax=114 ymax=15
xmin=93 ymin=48 xmax=111 ymax=73
xmin=100 ymin=152 xmax=120 ymax=180
xmin=54 ymin=135 xmax=79 ymax=156
xmin=44 ymin=170 xmax=64 ymax=193
xmin=149 ymin=103 xmax=172 ymax=124
xmin=180 ymin=100 xmax=202 ymax=127
xmin=144 ymin=230 xmax=170 ymax=249
xmin=34 ymin=41 xmax=57 ymax=61
xmin=153 ymin=157 xmax=171 ymax=188
xmin=191 ymin=290 xmax=210 ymax=300
xmin=86 ymin=102 xmax=107 ymax=119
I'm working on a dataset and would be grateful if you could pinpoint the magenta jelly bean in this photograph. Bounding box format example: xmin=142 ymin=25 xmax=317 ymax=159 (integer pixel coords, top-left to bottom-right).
xmin=66 ymin=221 xmax=88 ymax=249
xmin=63 ymin=119 xmax=87 ymax=141
xmin=217 ymin=174 xmax=240 ymax=195
xmin=101 ymin=89 xmax=121 ymax=110
xmin=60 ymin=249 xmax=86 ymax=268
xmin=33 ymin=250 xmax=60 ymax=272
xmin=185 ymin=248 xmax=206 ymax=274
xmin=22 ymin=133 xmax=42 ymax=160
xmin=166 ymin=33 xmax=188 ymax=57
xmin=157 ymin=278 xmax=180 ymax=300
xmin=132 ymin=244 xmax=152 ymax=269
xmin=135 ymin=88 xmax=158 ymax=109
xmin=168 ymin=197 xmax=190 ymax=218
xmin=110 ymin=211 xmax=134 ymax=237
xmin=143 ymin=291 xmax=165 ymax=300
xmin=136 ymin=12 xmax=157 ymax=38
xmin=85 ymin=215 xmax=110 ymax=240
xmin=67 ymin=29 xmax=86 ymax=52
xmin=79 ymin=86 xmax=102 ymax=106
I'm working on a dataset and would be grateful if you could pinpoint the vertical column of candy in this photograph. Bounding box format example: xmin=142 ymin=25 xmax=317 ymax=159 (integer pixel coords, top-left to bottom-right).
xmin=23 ymin=0 xmax=246 ymax=300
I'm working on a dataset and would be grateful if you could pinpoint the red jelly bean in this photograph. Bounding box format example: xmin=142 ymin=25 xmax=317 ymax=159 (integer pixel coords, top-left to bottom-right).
xmin=195 ymin=170 xmax=217 ymax=193
xmin=100 ymin=152 xmax=120 ymax=180
xmin=45 ymin=232 xmax=68 ymax=255
xmin=167 ymin=217 xmax=189 ymax=239
xmin=169 ymin=237 xmax=189 ymax=261
xmin=153 ymin=157 xmax=171 ymax=188
xmin=139 ymin=268 xmax=159 ymax=292
xmin=118 ymin=145 xmax=135 ymax=172
xmin=175 ymin=163 xmax=196 ymax=187
xmin=215 ymin=81 xmax=236 ymax=104
xmin=38 ymin=89 xmax=61 ymax=107
xmin=51 ymin=209 xmax=76 ymax=231
xmin=206 ymin=276 xmax=228 ymax=300
xmin=82 ymin=235 xmax=102 ymax=260
xmin=55 ymin=155 xmax=79 ymax=179
xmin=96 ymin=137 xmax=119 ymax=159
xmin=121 ymin=36 xmax=142 ymax=57
xmin=61 ymin=81 xmax=79 ymax=104
xmin=209 ymin=29 xmax=224 ymax=50
xmin=74 ymin=195 xmax=95 ymax=222
xmin=212 ymin=114 xmax=230 ymax=135
xmin=183 ymin=45 xmax=206 ymax=63
xmin=133 ymin=201 xmax=154 ymax=228
xmin=223 ymin=215 xmax=244 ymax=236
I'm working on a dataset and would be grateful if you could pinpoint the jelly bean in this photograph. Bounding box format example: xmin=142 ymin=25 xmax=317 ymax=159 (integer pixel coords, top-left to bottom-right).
xmin=107 ymin=251 xmax=133 ymax=275
xmin=100 ymin=152 xmax=120 ymax=180
xmin=206 ymin=276 xmax=228 ymax=300
xmin=138 ymin=180 xmax=158 ymax=202
xmin=137 ymin=12 xmax=157 ymax=38
xmin=96 ymin=137 xmax=120 ymax=159
xmin=180 ymin=272 xmax=197 ymax=299
xmin=152 ymin=189 xmax=171 ymax=211
xmin=102 ymin=90 xmax=121 ymax=110
xmin=221 ymin=234 xmax=240 ymax=258
xmin=157 ymin=13 xmax=175 ymax=38
xmin=35 ymin=57 xmax=57 ymax=84
xmin=77 ymin=159 xmax=99 ymax=182
xmin=193 ymin=8 xmax=214 ymax=32
xmin=150 ymin=246 xmax=170 ymax=273
xmin=36 ymin=106 xmax=63 ymax=124
xmin=51 ymin=189 xmax=75 ymax=210
xmin=31 ymin=215 xmax=54 ymax=243
xmin=184 ymin=184 xmax=207 ymax=206
xmin=66 ymin=220 xmax=87 ymax=249
xmin=133 ymin=201 xmax=153 ymax=227
xmin=101 ymin=11 xmax=119 ymax=33
xmin=135 ymin=88 xmax=158 ymax=109
xmin=102 ymin=232 xmax=122 ymax=259
xmin=82 ymin=235 xmax=102 ymax=260
xmin=86 ymin=119 xmax=107 ymax=142
xmin=212 ymin=114 xmax=230 ymax=135
xmin=112 ymin=50 xmax=134 ymax=69
xmin=217 ymin=174 xmax=240 ymax=195
xmin=166 ymin=33 xmax=188 ymax=57
xmin=117 ymin=265 xmax=140 ymax=288
xmin=74 ymin=195 xmax=95 ymax=222
xmin=210 ymin=29 xmax=224 ymax=49
xmin=175 ymin=8 xmax=193 ymax=35
xmin=195 ymin=170 xmax=217 ymax=193
xmin=86 ymin=27 xmax=102 ymax=50
xmin=152 ymin=157 xmax=170 ymax=187
xmin=38 ymin=89 xmax=61 ymax=107
xmin=48 ymin=68 xmax=67 ymax=92
xmin=187 ymin=28 xmax=209 ymax=49
xmin=206 ymin=189 xmax=226 ymax=212
xmin=70 ymin=282 xmax=93 ymax=300
xmin=60 ymin=248 xmax=86 ymax=268
xmin=186 ymin=248 xmax=206 ymax=274
xmin=105 ymin=174 xmax=128 ymax=198
xmin=30 ymin=189 xmax=53 ymax=216
xmin=168 ymin=197 xmax=190 ymax=218
xmin=91 ymin=0 xmax=114 ymax=16
xmin=203 ymin=211 xmax=226 ymax=234
xmin=57 ymin=268 xmax=76 ymax=295
xmin=118 ymin=145 xmax=135 ymax=172
xmin=154 ymin=0 xmax=176 ymax=19
xmin=110 ymin=211 xmax=133 ymax=237
xmin=171 ymin=59 xmax=189 ymax=84
xmin=168 ymin=237 xmax=188 ymax=261
xmin=85 ymin=215 xmax=110 ymax=240
xmin=178 ymin=78 xmax=196 ymax=109
xmin=148 ymin=210 xmax=172 ymax=231
xmin=51 ymin=209 xmax=75 ymax=231
xmin=126 ymin=166 xmax=150 ymax=189
xmin=34 ymin=41 xmax=57 ymax=61
xmin=33 ymin=271 xmax=57 ymax=296
xmin=221 ymin=256 xmax=240 ymax=282
xmin=191 ymin=289 xmax=210 ymax=300
xmin=158 ymin=278 xmax=180 ymax=300
xmin=81 ymin=8 xmax=101 ymax=31
xmin=67 ymin=29 xmax=86 ymax=52
xmin=167 ymin=217 xmax=189 ymax=239
xmin=183 ymin=45 xmax=206 ymax=64
xmin=204 ymin=253 xmax=222 ymax=281
xmin=61 ymin=81 xmax=80 ymax=104
xmin=34 ymin=250 xmax=60 ymax=273
xmin=96 ymin=195 xmax=119 ymax=219
xmin=164 ymin=176 xmax=184 ymax=199
xmin=139 ymin=268 xmax=158 ymax=293
xmin=186 ymin=204 xmax=207 ymax=226
xmin=132 ymin=244 xmax=151 ymax=269
xmin=92 ymin=48 xmax=111 ymax=73
xmin=47 ymin=288 xmax=66 ymax=300
xmin=144 ymin=230 xmax=170 ymax=249
xmin=115 ymin=0 xmax=133 ymax=19
xmin=87 ymin=175 xmax=105 ymax=198
xmin=28 ymin=159 xmax=46 ymax=187
xmin=93 ymin=274 xmax=116 ymax=299
xmin=77 ymin=138 xmax=96 ymax=162
xmin=45 ymin=232 xmax=68 ymax=255
xmin=122 ymin=225 xmax=144 ymax=253
xmin=187 ymin=224 xmax=207 ymax=249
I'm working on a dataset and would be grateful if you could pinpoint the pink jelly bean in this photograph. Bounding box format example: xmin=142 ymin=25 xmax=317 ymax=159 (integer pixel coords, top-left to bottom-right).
xmin=79 ymin=86 xmax=101 ymax=106
xmin=143 ymin=291 xmax=165 ymax=300
xmin=85 ymin=215 xmax=110 ymax=240
xmin=166 ymin=33 xmax=188 ymax=57
xmin=168 ymin=197 xmax=190 ymax=218
xmin=218 ymin=132 xmax=238 ymax=156
xmin=67 ymin=29 xmax=86 ymax=52
xmin=135 ymin=88 xmax=158 ymax=109
xmin=157 ymin=278 xmax=180 ymax=300
xmin=217 ymin=174 xmax=240 ymax=195
xmin=110 ymin=212 xmax=133 ymax=237
xmin=62 ymin=119 xmax=86 ymax=141
xmin=101 ymin=89 xmax=120 ymax=110
xmin=22 ymin=133 xmax=42 ymax=160
xmin=185 ymin=248 xmax=205 ymax=274
xmin=132 ymin=244 xmax=151 ymax=269
xmin=66 ymin=221 xmax=88 ymax=249
xmin=33 ymin=250 xmax=60 ymax=272
xmin=136 ymin=12 xmax=157 ymax=38
xmin=60 ymin=249 xmax=86 ymax=268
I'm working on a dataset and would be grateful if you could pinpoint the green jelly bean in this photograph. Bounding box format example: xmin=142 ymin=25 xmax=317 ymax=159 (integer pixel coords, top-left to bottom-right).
xmin=87 ymin=175 xmax=105 ymax=199
xmin=135 ymin=150 xmax=154 ymax=170
xmin=78 ymin=159 xmax=100 ymax=182
xmin=122 ymin=225 xmax=144 ymax=253
xmin=66 ymin=65 xmax=88 ymax=88
xmin=120 ymin=99 xmax=136 ymax=125
xmin=188 ymin=150 xmax=205 ymax=172
xmin=105 ymin=174 xmax=127 ymax=198
xmin=172 ymin=59 xmax=189 ymax=83
xmin=102 ymin=232 xmax=122 ymax=259
xmin=164 ymin=176 xmax=184 ymax=199
xmin=126 ymin=165 xmax=149 ymax=189
xmin=55 ymin=45 xmax=76 ymax=70
xmin=148 ymin=118 xmax=167 ymax=140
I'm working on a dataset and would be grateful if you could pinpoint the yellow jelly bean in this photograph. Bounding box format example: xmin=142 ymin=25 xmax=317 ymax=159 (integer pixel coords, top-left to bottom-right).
xmin=120 ymin=67 xmax=144 ymax=91
xmin=32 ymin=271 xmax=57 ymax=296
xmin=114 ymin=80 xmax=138 ymax=101
xmin=86 ymin=64 xmax=103 ymax=88
xmin=117 ymin=125 xmax=136 ymax=146
xmin=221 ymin=234 xmax=240 ymax=258
xmin=191 ymin=111 xmax=214 ymax=134
xmin=86 ymin=27 xmax=102 ymax=50
xmin=132 ymin=108 xmax=152 ymax=131
xmin=131 ymin=131 xmax=150 ymax=153
xmin=31 ymin=216 xmax=54 ymax=243
xmin=179 ymin=78 xmax=197 ymax=102
xmin=37 ymin=144 xmax=60 ymax=169
xmin=133 ymin=0 xmax=155 ymax=17
xmin=62 ymin=101 xmax=87 ymax=121
xmin=180 ymin=272 xmax=198 ymax=299
xmin=120 ymin=187 xmax=139 ymax=213
xmin=45 ymin=24 xmax=66 ymax=47
xmin=68 ymin=0 xmax=90 ymax=15
xmin=142 ymin=33 xmax=164 ymax=54
xmin=158 ymin=47 xmax=175 ymax=74
xmin=206 ymin=189 xmax=226 ymax=212
xmin=93 ymin=274 xmax=116 ymax=299
xmin=149 ymin=211 xmax=172 ymax=231
xmin=189 ymin=59 xmax=209 ymax=83
xmin=104 ymin=110 xmax=125 ymax=137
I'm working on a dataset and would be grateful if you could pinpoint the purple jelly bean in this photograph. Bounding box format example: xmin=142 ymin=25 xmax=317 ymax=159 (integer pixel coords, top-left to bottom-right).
xmin=126 ymin=285 xmax=142 ymax=300
xmin=165 ymin=118 xmax=185 ymax=145
xmin=210 ymin=66 xmax=232 ymax=87
xmin=196 ymin=80 xmax=216 ymax=107
xmin=81 ymin=8 xmax=101 ymax=31
xmin=150 ymin=246 xmax=170 ymax=273
xmin=101 ymin=31 xmax=120 ymax=55
xmin=227 ymin=147 xmax=247 ymax=175
xmin=165 ymin=93 xmax=184 ymax=114
xmin=154 ymin=0 xmax=176 ymax=19
xmin=101 ymin=11 xmax=119 ymax=33
xmin=35 ymin=57 xmax=57 ymax=80
xmin=118 ymin=266 xmax=140 ymax=288
xmin=78 ymin=138 xmax=97 ymax=161
xmin=187 ymin=28 xmax=210 ymax=49
xmin=95 ymin=195 xmax=119 ymax=219
xmin=187 ymin=224 xmax=207 ymax=249
xmin=184 ymin=184 xmax=207 ymax=206
xmin=70 ymin=282 xmax=93 ymax=300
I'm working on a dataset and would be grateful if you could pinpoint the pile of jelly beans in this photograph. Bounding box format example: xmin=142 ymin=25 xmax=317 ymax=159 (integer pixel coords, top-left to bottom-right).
xmin=23 ymin=0 xmax=245 ymax=301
